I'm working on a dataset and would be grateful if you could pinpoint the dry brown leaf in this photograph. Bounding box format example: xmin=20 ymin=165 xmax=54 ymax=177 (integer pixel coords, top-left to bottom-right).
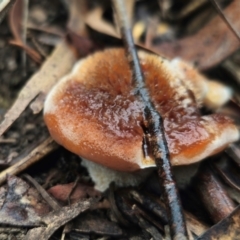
xmin=9 ymin=0 xmax=23 ymax=42
xmin=64 ymin=0 xmax=99 ymax=57
xmin=85 ymin=7 xmax=119 ymax=38
xmin=0 ymin=40 xmax=76 ymax=137
xmin=25 ymin=198 xmax=96 ymax=240
xmin=0 ymin=175 xmax=51 ymax=226
xmin=66 ymin=29 xmax=98 ymax=58
xmin=153 ymin=0 xmax=240 ymax=70
xmin=47 ymin=182 xmax=101 ymax=203
xmin=71 ymin=212 xmax=123 ymax=237
xmin=9 ymin=0 xmax=42 ymax=63
xmin=66 ymin=0 xmax=88 ymax=35
xmin=82 ymin=4 xmax=157 ymax=55
xmin=9 ymin=39 xmax=42 ymax=63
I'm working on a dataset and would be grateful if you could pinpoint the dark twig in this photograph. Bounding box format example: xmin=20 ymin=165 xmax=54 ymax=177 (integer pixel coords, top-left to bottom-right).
xmin=209 ymin=0 xmax=240 ymax=42
xmin=108 ymin=185 xmax=130 ymax=226
xmin=112 ymin=0 xmax=188 ymax=239
xmin=23 ymin=174 xmax=61 ymax=211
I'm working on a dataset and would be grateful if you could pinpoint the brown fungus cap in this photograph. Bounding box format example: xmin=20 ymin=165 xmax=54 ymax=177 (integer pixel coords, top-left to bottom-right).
xmin=44 ymin=48 xmax=239 ymax=172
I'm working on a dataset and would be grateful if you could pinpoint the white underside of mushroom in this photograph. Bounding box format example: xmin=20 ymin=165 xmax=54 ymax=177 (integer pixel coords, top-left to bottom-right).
xmin=81 ymin=157 xmax=200 ymax=192
xmin=81 ymin=157 xmax=154 ymax=192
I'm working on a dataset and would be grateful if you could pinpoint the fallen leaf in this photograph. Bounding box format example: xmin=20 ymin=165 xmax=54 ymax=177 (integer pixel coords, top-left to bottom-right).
xmin=25 ymin=198 xmax=96 ymax=240
xmin=84 ymin=0 xmax=134 ymax=38
xmin=85 ymin=7 xmax=118 ymax=38
xmin=153 ymin=0 xmax=240 ymax=70
xmin=66 ymin=29 xmax=98 ymax=58
xmin=71 ymin=211 xmax=123 ymax=237
xmin=0 ymin=175 xmax=51 ymax=226
xmin=66 ymin=0 xmax=88 ymax=35
xmin=48 ymin=182 xmax=101 ymax=203
xmin=9 ymin=39 xmax=42 ymax=63
xmin=8 ymin=0 xmax=42 ymax=63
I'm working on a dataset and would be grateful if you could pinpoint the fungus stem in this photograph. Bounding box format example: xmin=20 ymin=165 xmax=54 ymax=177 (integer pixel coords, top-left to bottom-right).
xmin=112 ymin=0 xmax=188 ymax=239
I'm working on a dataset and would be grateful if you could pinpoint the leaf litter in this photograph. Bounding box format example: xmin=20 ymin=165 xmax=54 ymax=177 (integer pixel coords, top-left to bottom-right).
xmin=1 ymin=0 xmax=240 ymax=239
xmin=0 ymin=175 xmax=50 ymax=226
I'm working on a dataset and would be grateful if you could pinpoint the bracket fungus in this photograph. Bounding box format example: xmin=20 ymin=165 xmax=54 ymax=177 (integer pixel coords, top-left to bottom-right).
xmin=44 ymin=48 xmax=239 ymax=191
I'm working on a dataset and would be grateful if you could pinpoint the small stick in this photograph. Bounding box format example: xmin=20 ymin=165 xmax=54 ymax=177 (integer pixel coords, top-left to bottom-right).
xmin=0 ymin=137 xmax=58 ymax=185
xmin=112 ymin=0 xmax=188 ymax=239
xmin=23 ymin=173 xmax=61 ymax=211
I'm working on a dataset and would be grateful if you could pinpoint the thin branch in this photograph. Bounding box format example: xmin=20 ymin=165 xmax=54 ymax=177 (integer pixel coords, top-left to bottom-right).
xmin=112 ymin=0 xmax=188 ymax=239
xmin=0 ymin=137 xmax=58 ymax=185
xmin=209 ymin=0 xmax=240 ymax=42
xmin=23 ymin=174 xmax=61 ymax=211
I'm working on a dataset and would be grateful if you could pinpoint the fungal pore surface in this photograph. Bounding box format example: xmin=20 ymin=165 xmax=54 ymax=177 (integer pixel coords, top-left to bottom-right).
xmin=44 ymin=48 xmax=239 ymax=191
